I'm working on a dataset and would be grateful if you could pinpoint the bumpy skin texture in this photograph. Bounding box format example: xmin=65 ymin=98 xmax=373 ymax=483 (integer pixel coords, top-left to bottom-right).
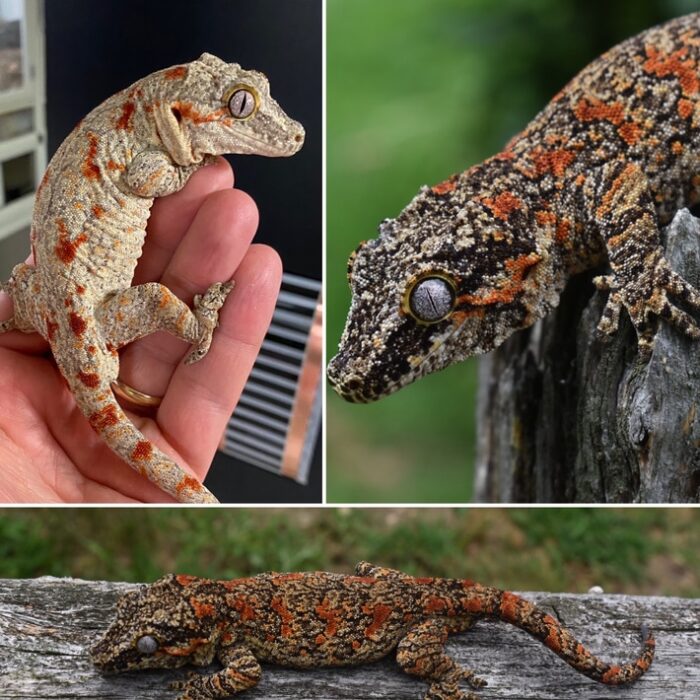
xmin=90 ymin=562 xmax=655 ymax=700
xmin=0 ymin=53 xmax=304 ymax=502
xmin=328 ymin=13 xmax=700 ymax=403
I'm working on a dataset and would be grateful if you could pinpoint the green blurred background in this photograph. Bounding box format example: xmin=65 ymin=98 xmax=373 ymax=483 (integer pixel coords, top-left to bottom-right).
xmin=326 ymin=0 xmax=695 ymax=502
xmin=1 ymin=508 xmax=698 ymax=596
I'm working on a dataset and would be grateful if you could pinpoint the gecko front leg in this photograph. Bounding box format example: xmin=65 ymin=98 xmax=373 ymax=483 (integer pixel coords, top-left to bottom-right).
xmin=170 ymin=643 xmax=262 ymax=700
xmin=592 ymin=161 xmax=700 ymax=354
xmin=125 ymin=149 xmax=215 ymax=198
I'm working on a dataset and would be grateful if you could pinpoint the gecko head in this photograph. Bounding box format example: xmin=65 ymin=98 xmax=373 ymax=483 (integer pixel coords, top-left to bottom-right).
xmin=152 ymin=53 xmax=305 ymax=165
xmin=327 ymin=179 xmax=552 ymax=402
xmin=90 ymin=575 xmax=218 ymax=674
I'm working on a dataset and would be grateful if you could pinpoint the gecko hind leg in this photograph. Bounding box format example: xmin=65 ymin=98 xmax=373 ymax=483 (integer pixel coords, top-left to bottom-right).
xmin=95 ymin=280 xmax=234 ymax=364
xmin=397 ymin=619 xmax=486 ymax=700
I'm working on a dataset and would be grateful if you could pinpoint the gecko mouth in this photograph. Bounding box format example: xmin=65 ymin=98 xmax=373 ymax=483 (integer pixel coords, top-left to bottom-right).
xmin=327 ymin=314 xmax=469 ymax=403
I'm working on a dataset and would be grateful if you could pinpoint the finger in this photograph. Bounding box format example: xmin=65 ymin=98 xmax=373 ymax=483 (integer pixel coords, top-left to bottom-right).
xmin=118 ymin=187 xmax=259 ymax=397
xmin=158 ymin=244 xmax=282 ymax=473
xmin=133 ymin=157 xmax=235 ymax=284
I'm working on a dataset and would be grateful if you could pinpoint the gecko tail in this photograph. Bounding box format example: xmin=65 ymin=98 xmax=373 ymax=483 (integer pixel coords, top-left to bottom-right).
xmin=497 ymin=590 xmax=654 ymax=684
xmin=458 ymin=586 xmax=655 ymax=685
xmin=58 ymin=342 xmax=218 ymax=504
xmin=83 ymin=389 xmax=218 ymax=504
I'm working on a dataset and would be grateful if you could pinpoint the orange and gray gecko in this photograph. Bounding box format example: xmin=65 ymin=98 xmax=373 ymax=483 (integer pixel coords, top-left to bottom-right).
xmin=0 ymin=53 xmax=304 ymax=502
xmin=328 ymin=12 xmax=700 ymax=403
xmin=90 ymin=562 xmax=655 ymax=700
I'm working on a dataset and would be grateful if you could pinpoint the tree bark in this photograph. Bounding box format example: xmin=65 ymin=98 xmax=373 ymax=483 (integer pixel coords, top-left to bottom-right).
xmin=1 ymin=576 xmax=698 ymax=699
xmin=475 ymin=209 xmax=700 ymax=503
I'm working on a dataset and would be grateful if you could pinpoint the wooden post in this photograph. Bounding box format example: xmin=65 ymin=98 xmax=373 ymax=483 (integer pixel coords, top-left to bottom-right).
xmin=475 ymin=209 xmax=700 ymax=503
xmin=1 ymin=576 xmax=697 ymax=698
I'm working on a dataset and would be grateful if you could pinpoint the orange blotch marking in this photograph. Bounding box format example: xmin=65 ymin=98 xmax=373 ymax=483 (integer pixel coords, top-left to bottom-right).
xmin=272 ymin=573 xmax=304 ymax=584
xmin=345 ymin=576 xmax=376 ymax=585
xmin=415 ymin=577 xmax=434 ymax=584
xmin=617 ymin=121 xmax=643 ymax=145
xmin=315 ymin=634 xmax=326 ymax=645
xmin=458 ymin=252 xmax=542 ymax=307
xmin=87 ymin=345 xmax=97 ymax=354
xmin=69 ymin=311 xmax=87 ymax=336
xmin=544 ymin=626 xmax=562 ymax=653
xmin=45 ymin=317 xmax=58 ymax=342
xmin=596 ymin=162 xmax=638 ymax=219
xmin=575 ymin=97 xmax=625 ymax=125
xmin=55 ymin=219 xmax=88 ymax=264
xmin=316 ymin=597 xmax=340 ymax=638
xmin=77 ymin=371 xmax=100 ymax=388
xmin=351 ymin=640 xmax=361 ymax=650
xmin=233 ymin=597 xmax=257 ymax=621
xmin=498 ymin=591 xmax=520 ymax=621
xmin=170 ymin=100 xmax=226 ymax=124
xmin=532 ymin=147 xmax=576 ymax=178
xmin=643 ymin=45 xmax=699 ymax=95
xmin=176 ymin=474 xmax=203 ymax=496
xmin=190 ymin=597 xmax=215 ymax=618
xmin=672 ymin=140 xmax=684 ymax=155
xmin=76 ymin=284 xmax=85 ymax=295
xmin=88 ymin=404 xmax=119 ymax=430
xmin=82 ymin=132 xmax=101 ymax=179
xmin=175 ymin=574 xmax=197 ymax=586
xmin=462 ymin=595 xmax=484 ymax=613
xmin=271 ymin=596 xmax=294 ymax=637
xmin=131 ymin=440 xmax=153 ymax=461
xmin=92 ymin=205 xmax=104 ymax=219
xmin=162 ymin=638 xmax=209 ymax=656
xmin=165 ymin=66 xmax=187 ymax=79
xmin=535 ymin=210 xmax=556 ymax=227
xmin=116 ymin=100 xmax=136 ymax=130
xmin=431 ymin=174 xmax=458 ymax=195
xmin=482 ymin=191 xmax=522 ymax=221
xmin=678 ymin=98 xmax=694 ymax=119
xmin=106 ymin=159 xmax=125 ymax=172
xmin=424 ymin=596 xmax=447 ymax=613
xmin=555 ymin=218 xmax=571 ymax=243
xmin=601 ymin=665 xmax=622 ymax=683
xmin=363 ymin=603 xmax=392 ymax=639
xmin=574 ymin=173 xmax=586 ymax=187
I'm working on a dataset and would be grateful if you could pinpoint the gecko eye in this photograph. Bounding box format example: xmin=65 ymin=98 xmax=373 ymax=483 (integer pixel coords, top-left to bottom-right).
xmin=404 ymin=274 xmax=457 ymax=323
xmin=136 ymin=635 xmax=159 ymax=655
xmin=227 ymin=86 xmax=258 ymax=119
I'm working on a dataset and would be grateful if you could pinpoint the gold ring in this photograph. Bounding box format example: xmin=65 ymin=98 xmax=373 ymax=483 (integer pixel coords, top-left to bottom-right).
xmin=111 ymin=378 xmax=163 ymax=408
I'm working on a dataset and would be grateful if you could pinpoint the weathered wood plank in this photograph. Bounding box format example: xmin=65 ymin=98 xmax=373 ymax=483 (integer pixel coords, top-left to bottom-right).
xmin=0 ymin=577 xmax=698 ymax=698
xmin=475 ymin=208 xmax=700 ymax=503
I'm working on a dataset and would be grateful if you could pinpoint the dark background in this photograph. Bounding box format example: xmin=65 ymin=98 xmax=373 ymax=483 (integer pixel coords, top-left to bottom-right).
xmin=45 ymin=0 xmax=322 ymax=502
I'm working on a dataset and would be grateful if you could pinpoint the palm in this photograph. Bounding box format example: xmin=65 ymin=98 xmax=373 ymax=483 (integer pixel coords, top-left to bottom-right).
xmin=0 ymin=159 xmax=281 ymax=502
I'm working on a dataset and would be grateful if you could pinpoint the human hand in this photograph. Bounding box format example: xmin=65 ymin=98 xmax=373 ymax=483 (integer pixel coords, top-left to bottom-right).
xmin=0 ymin=158 xmax=281 ymax=502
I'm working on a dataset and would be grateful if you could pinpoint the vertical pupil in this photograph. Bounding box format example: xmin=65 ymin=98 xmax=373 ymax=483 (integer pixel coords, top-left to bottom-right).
xmin=239 ymin=93 xmax=248 ymax=114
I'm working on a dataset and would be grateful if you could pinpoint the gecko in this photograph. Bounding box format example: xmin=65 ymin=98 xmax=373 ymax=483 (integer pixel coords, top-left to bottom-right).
xmin=90 ymin=562 xmax=655 ymax=700
xmin=0 ymin=53 xmax=304 ymax=502
xmin=327 ymin=13 xmax=700 ymax=403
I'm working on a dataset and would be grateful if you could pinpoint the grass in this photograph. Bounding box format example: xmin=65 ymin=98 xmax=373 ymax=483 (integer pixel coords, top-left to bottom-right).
xmin=1 ymin=508 xmax=697 ymax=597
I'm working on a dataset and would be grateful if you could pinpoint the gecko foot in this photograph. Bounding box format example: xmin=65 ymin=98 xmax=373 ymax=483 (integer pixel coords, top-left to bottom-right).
xmin=185 ymin=280 xmax=235 ymax=365
xmin=594 ymin=259 xmax=700 ymax=356
xmin=425 ymin=680 xmax=481 ymax=700
xmin=0 ymin=317 xmax=15 ymax=333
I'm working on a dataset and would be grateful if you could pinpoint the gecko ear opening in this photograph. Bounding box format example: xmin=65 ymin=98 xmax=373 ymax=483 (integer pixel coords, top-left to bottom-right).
xmin=152 ymin=102 xmax=194 ymax=166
